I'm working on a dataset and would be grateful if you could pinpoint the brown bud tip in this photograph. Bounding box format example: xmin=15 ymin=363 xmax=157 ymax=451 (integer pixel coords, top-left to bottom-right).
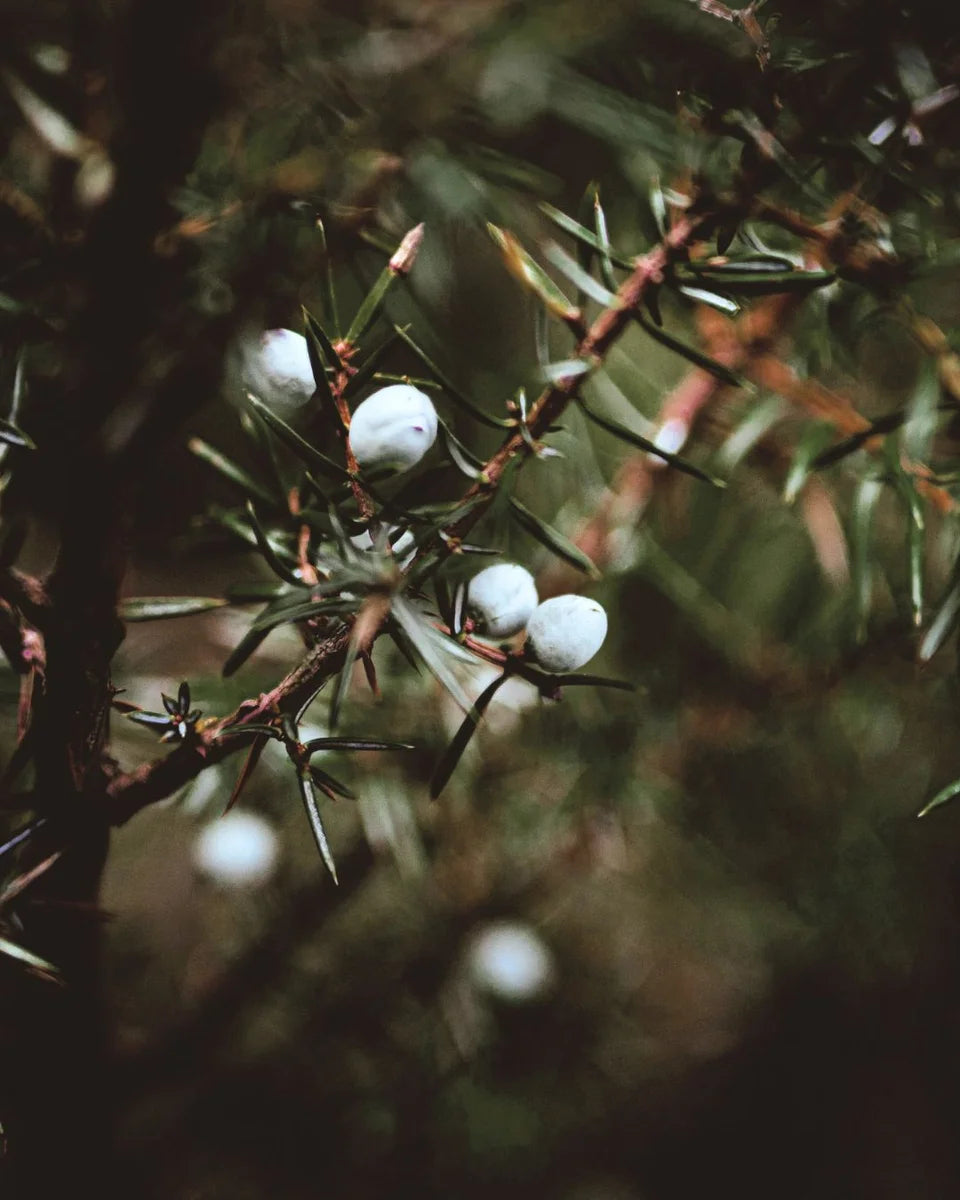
xmin=389 ymin=223 xmax=425 ymax=276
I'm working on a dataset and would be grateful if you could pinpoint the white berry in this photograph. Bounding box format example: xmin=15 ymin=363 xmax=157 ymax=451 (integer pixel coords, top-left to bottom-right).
xmin=467 ymin=562 xmax=538 ymax=639
xmin=525 ymin=594 xmax=608 ymax=673
xmin=348 ymin=385 xmax=438 ymax=473
xmin=242 ymin=328 xmax=315 ymax=410
xmin=192 ymin=811 xmax=280 ymax=888
xmin=466 ymin=921 xmax=556 ymax=1003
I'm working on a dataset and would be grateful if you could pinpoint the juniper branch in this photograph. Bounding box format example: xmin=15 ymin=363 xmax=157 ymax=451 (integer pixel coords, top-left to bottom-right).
xmin=102 ymin=211 xmax=716 ymax=824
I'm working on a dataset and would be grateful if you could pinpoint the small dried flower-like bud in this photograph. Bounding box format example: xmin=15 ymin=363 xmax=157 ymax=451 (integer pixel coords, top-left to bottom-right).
xmin=348 ymin=384 xmax=438 ymax=473
xmin=388 ymin=222 xmax=425 ymax=276
xmin=192 ymin=811 xmax=280 ymax=888
xmin=525 ymin=594 xmax=607 ymax=673
xmin=242 ymin=329 xmax=315 ymax=410
xmin=467 ymin=562 xmax=538 ymax=639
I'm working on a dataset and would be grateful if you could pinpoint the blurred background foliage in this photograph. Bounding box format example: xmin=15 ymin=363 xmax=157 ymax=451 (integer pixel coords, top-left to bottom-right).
xmin=3 ymin=0 xmax=960 ymax=1196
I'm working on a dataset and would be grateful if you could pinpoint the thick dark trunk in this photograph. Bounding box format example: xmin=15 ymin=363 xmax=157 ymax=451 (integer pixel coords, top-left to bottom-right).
xmin=0 ymin=827 xmax=111 ymax=1196
xmin=0 ymin=3 xmax=232 ymax=1192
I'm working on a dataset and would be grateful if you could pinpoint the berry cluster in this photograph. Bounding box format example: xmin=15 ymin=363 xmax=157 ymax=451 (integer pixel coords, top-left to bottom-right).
xmin=466 ymin=562 xmax=607 ymax=674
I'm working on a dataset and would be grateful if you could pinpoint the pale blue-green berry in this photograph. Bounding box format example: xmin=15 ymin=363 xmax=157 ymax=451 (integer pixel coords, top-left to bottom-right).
xmin=466 ymin=921 xmax=556 ymax=1003
xmin=192 ymin=811 xmax=280 ymax=888
xmin=242 ymin=328 xmax=315 ymax=409
xmin=525 ymin=594 xmax=607 ymax=673
xmin=467 ymin=562 xmax=538 ymax=639
xmin=348 ymin=384 xmax=438 ymax=473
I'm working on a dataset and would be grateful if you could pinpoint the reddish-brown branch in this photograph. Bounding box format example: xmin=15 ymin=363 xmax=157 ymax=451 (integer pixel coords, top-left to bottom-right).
xmin=104 ymin=623 xmax=352 ymax=825
xmin=445 ymin=212 xmax=713 ymax=547
xmin=331 ymin=367 xmax=375 ymax=523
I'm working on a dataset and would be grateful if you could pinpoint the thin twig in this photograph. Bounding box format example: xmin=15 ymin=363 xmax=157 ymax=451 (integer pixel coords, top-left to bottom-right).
xmin=443 ymin=212 xmax=715 ymax=547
